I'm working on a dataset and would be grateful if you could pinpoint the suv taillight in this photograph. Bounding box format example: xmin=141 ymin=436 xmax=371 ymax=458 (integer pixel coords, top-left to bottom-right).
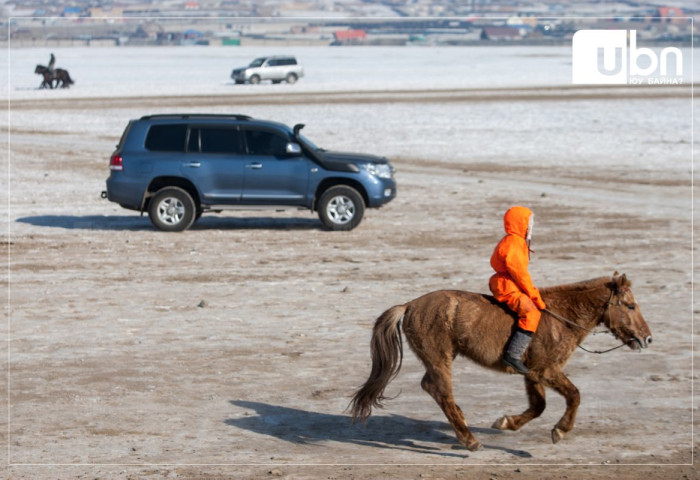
xmin=110 ymin=153 xmax=123 ymax=171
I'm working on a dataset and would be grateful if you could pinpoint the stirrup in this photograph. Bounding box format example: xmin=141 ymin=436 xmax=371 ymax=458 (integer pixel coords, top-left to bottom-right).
xmin=503 ymin=355 xmax=530 ymax=375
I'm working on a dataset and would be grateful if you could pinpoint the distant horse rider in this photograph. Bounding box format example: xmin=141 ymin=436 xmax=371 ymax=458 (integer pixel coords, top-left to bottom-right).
xmin=48 ymin=53 xmax=56 ymax=76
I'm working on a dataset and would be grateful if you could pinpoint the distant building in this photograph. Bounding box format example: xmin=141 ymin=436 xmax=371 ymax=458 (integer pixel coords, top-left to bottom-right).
xmin=480 ymin=26 xmax=522 ymax=41
xmin=656 ymin=7 xmax=685 ymax=24
xmin=290 ymin=25 xmax=319 ymax=34
xmin=89 ymin=7 xmax=125 ymax=19
xmin=333 ymin=29 xmax=367 ymax=44
xmin=184 ymin=29 xmax=203 ymax=39
xmin=134 ymin=21 xmax=163 ymax=40
xmin=62 ymin=6 xmax=83 ymax=17
xmin=506 ymin=16 xmax=538 ymax=28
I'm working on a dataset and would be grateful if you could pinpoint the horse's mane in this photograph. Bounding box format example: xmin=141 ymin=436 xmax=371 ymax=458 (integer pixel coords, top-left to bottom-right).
xmin=539 ymin=276 xmax=612 ymax=296
xmin=505 ymin=277 xmax=607 ymax=327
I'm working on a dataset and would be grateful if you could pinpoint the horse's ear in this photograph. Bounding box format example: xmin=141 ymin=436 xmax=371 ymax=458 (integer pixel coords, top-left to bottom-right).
xmin=613 ymin=273 xmax=631 ymax=291
xmin=610 ymin=271 xmax=620 ymax=289
xmin=609 ymin=271 xmax=628 ymax=292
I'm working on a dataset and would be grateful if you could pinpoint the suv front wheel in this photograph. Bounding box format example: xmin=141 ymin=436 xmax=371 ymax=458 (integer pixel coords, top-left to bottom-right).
xmin=148 ymin=187 xmax=197 ymax=232
xmin=318 ymin=185 xmax=365 ymax=231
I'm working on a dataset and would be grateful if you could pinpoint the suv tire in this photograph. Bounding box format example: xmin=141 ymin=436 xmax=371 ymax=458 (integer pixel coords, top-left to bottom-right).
xmin=318 ymin=185 xmax=364 ymax=231
xmin=249 ymin=75 xmax=261 ymax=85
xmin=148 ymin=187 xmax=197 ymax=232
xmin=285 ymin=73 xmax=298 ymax=84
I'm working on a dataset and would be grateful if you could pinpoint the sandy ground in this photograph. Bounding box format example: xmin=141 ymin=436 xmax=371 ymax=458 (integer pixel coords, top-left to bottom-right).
xmin=1 ymin=87 xmax=697 ymax=479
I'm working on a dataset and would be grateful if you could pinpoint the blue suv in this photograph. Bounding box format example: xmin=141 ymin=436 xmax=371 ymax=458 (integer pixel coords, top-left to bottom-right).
xmin=103 ymin=114 xmax=396 ymax=231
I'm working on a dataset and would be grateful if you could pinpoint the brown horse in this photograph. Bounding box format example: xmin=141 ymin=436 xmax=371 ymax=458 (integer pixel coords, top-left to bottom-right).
xmin=34 ymin=65 xmax=74 ymax=89
xmin=349 ymin=273 xmax=652 ymax=451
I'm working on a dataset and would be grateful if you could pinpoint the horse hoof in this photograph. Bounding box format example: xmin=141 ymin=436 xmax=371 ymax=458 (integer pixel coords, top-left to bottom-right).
xmin=466 ymin=439 xmax=483 ymax=451
xmin=551 ymin=427 xmax=565 ymax=444
xmin=492 ymin=416 xmax=510 ymax=430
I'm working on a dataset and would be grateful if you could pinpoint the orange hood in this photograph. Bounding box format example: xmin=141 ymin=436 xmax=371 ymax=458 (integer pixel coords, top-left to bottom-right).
xmin=503 ymin=206 xmax=532 ymax=239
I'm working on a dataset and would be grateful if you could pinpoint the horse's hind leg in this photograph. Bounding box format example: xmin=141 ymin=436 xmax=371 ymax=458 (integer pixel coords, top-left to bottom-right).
xmin=421 ymin=369 xmax=482 ymax=451
xmin=492 ymin=378 xmax=546 ymax=431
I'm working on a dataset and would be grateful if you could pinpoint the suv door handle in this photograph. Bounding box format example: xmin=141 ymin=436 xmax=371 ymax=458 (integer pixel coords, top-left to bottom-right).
xmin=246 ymin=163 xmax=263 ymax=169
xmin=184 ymin=162 xmax=201 ymax=168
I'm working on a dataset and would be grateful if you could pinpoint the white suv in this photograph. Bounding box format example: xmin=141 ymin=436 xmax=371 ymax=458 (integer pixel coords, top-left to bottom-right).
xmin=231 ymin=56 xmax=304 ymax=85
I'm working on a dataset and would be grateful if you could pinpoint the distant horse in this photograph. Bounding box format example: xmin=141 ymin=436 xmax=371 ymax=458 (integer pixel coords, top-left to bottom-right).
xmin=34 ymin=65 xmax=74 ymax=89
xmin=349 ymin=273 xmax=652 ymax=451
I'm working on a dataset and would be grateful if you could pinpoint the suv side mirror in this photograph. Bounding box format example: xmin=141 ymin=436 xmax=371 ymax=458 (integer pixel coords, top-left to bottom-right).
xmin=286 ymin=142 xmax=302 ymax=156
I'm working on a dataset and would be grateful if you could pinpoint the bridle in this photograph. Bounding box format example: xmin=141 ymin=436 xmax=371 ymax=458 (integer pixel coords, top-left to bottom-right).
xmin=543 ymin=286 xmax=629 ymax=354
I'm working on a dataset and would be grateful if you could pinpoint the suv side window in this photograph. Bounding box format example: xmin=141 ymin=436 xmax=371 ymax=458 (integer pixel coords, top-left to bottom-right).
xmin=245 ymin=130 xmax=288 ymax=156
xmin=279 ymin=58 xmax=296 ymax=66
xmin=193 ymin=127 xmax=244 ymax=154
xmin=145 ymin=124 xmax=187 ymax=152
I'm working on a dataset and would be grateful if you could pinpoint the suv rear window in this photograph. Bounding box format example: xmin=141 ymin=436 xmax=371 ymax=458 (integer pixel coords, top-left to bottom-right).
xmin=145 ymin=124 xmax=187 ymax=152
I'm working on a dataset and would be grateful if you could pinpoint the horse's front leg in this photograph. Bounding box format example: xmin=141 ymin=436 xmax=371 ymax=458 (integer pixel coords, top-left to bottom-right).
xmin=539 ymin=368 xmax=580 ymax=443
xmin=492 ymin=377 xmax=546 ymax=431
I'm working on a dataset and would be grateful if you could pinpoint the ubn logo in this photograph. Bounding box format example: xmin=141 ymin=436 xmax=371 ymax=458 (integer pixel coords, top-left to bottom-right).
xmin=572 ymin=30 xmax=683 ymax=84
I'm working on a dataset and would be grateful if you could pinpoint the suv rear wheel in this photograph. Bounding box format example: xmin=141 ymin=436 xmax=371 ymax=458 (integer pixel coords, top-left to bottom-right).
xmin=249 ymin=75 xmax=261 ymax=85
xmin=148 ymin=187 xmax=196 ymax=232
xmin=285 ymin=73 xmax=298 ymax=84
xmin=318 ymin=185 xmax=365 ymax=231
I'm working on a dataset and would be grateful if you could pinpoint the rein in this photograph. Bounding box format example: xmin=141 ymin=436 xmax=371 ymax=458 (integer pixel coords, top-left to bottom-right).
xmin=542 ymin=289 xmax=628 ymax=354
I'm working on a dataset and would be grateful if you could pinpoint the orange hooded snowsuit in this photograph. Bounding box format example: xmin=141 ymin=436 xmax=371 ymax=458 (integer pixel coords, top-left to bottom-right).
xmin=489 ymin=206 xmax=546 ymax=333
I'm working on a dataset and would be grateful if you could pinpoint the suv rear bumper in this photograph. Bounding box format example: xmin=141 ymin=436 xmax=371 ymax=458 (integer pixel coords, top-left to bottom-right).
xmin=105 ymin=176 xmax=144 ymax=210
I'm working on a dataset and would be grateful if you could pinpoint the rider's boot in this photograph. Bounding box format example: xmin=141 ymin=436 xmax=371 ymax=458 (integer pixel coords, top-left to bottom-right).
xmin=502 ymin=328 xmax=533 ymax=375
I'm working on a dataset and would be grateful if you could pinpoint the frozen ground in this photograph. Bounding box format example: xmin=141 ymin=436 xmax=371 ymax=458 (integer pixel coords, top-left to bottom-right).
xmin=7 ymin=45 xmax=579 ymax=97
xmin=1 ymin=45 xmax=698 ymax=479
xmin=4 ymin=45 xmax=696 ymax=173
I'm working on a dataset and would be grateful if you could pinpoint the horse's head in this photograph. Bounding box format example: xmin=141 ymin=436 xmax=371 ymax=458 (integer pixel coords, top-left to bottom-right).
xmin=34 ymin=65 xmax=45 ymax=74
xmin=603 ymin=273 xmax=652 ymax=351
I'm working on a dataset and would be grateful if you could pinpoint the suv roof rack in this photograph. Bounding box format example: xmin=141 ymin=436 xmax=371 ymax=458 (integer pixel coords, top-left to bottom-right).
xmin=140 ymin=114 xmax=253 ymax=121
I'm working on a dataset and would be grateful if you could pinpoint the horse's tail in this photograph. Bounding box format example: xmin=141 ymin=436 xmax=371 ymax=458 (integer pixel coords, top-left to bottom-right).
xmin=349 ymin=304 xmax=407 ymax=423
xmin=64 ymin=71 xmax=74 ymax=84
